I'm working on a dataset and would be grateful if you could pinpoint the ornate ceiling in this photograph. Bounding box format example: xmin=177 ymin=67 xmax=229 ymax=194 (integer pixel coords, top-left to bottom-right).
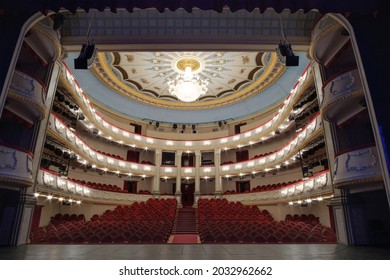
xmin=92 ymin=51 xmax=285 ymax=110
xmin=62 ymin=8 xmax=316 ymax=123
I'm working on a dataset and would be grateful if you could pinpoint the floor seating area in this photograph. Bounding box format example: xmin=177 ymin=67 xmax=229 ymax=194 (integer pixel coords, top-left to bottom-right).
xmin=30 ymin=198 xmax=177 ymax=244
xmin=198 ymin=198 xmax=337 ymax=244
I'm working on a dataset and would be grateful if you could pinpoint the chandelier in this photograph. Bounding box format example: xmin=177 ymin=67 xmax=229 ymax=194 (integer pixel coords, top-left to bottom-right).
xmin=168 ymin=59 xmax=209 ymax=102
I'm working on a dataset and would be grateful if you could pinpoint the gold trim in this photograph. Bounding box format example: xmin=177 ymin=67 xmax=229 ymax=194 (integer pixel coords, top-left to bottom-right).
xmin=92 ymin=52 xmax=284 ymax=111
xmin=321 ymin=89 xmax=364 ymax=121
xmin=0 ymin=175 xmax=33 ymax=187
xmin=309 ymin=22 xmax=344 ymax=63
xmin=8 ymin=90 xmax=46 ymax=120
xmin=334 ymin=175 xmax=383 ymax=189
xmin=31 ymin=23 xmax=62 ymax=62
xmin=176 ymin=57 xmax=201 ymax=72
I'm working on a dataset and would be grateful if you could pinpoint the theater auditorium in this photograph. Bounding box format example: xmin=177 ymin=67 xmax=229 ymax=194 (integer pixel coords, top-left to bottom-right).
xmin=1 ymin=1 xmax=390 ymax=260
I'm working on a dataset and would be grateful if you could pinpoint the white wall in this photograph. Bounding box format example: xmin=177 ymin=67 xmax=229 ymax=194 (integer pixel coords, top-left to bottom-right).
xmin=137 ymin=177 xmax=153 ymax=192
xmin=160 ymin=179 xmax=175 ymax=194
xmin=200 ymin=179 xmax=215 ymax=194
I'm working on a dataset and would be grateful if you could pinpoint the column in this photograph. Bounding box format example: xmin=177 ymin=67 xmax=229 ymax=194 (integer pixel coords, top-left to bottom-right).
xmin=175 ymin=150 xmax=183 ymax=206
xmin=31 ymin=60 xmax=62 ymax=188
xmin=152 ymin=149 xmax=162 ymax=196
xmin=193 ymin=150 xmax=201 ymax=207
xmin=214 ymin=148 xmax=222 ymax=197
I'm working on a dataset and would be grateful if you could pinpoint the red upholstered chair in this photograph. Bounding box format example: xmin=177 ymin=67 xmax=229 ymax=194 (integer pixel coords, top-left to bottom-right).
xmin=254 ymin=233 xmax=266 ymax=243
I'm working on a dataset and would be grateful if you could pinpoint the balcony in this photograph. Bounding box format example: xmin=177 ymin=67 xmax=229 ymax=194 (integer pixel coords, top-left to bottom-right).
xmin=333 ymin=145 xmax=383 ymax=188
xmin=8 ymin=70 xmax=47 ymax=120
xmin=0 ymin=144 xmax=33 ymax=186
xmin=321 ymin=69 xmax=364 ymax=122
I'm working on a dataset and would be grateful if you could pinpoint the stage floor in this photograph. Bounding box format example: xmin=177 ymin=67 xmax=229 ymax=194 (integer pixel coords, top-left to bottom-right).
xmin=0 ymin=243 xmax=389 ymax=260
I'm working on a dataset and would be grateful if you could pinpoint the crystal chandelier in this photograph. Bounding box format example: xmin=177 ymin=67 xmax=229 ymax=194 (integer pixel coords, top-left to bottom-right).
xmin=168 ymin=66 xmax=209 ymax=102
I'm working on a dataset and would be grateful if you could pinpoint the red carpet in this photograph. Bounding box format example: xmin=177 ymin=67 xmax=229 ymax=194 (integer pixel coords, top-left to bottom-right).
xmin=171 ymin=234 xmax=199 ymax=244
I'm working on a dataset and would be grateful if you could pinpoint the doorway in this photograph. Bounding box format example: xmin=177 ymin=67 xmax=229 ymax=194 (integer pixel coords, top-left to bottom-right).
xmin=181 ymin=183 xmax=195 ymax=206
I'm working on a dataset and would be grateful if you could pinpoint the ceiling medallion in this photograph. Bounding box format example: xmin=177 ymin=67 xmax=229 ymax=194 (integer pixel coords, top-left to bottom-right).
xmin=168 ymin=56 xmax=209 ymax=102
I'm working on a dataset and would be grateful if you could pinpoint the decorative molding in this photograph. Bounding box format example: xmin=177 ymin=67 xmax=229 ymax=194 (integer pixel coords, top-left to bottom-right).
xmin=333 ymin=146 xmax=383 ymax=188
xmin=321 ymin=69 xmax=363 ymax=121
xmin=0 ymin=148 xmax=17 ymax=170
xmin=345 ymin=148 xmax=376 ymax=172
xmin=92 ymin=52 xmax=286 ymax=111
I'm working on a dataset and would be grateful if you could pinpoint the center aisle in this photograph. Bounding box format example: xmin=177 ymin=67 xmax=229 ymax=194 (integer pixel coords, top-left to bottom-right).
xmin=170 ymin=206 xmax=199 ymax=244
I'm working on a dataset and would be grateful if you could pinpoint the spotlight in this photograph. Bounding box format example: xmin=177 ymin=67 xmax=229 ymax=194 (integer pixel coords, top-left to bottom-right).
xmin=156 ymin=122 xmax=160 ymax=128
xmin=74 ymin=42 xmax=97 ymax=69
xmin=173 ymin=123 xmax=177 ymax=129
xmin=276 ymin=41 xmax=299 ymax=66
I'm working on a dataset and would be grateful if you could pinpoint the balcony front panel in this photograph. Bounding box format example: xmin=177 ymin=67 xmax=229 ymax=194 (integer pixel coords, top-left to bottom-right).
xmin=37 ymin=169 xmax=173 ymax=204
xmin=0 ymin=145 xmax=33 ymax=186
xmin=219 ymin=114 xmax=322 ymax=176
xmin=310 ymin=15 xmax=348 ymax=64
xmin=8 ymin=70 xmax=47 ymax=120
xmin=48 ymin=114 xmax=157 ymax=176
xmin=321 ymin=69 xmax=363 ymax=121
xmin=333 ymin=146 xmax=383 ymax=188
xmin=203 ymin=171 xmax=332 ymax=205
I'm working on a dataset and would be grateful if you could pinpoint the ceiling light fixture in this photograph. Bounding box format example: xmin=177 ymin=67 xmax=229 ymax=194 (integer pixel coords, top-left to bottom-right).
xmin=168 ymin=57 xmax=208 ymax=102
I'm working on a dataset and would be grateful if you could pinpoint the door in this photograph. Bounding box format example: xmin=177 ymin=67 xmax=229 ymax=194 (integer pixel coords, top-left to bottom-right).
xmin=181 ymin=183 xmax=195 ymax=206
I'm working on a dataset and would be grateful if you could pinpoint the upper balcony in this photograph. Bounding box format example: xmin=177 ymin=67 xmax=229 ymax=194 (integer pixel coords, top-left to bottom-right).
xmin=25 ymin=17 xmax=61 ymax=65
xmin=310 ymin=15 xmax=349 ymax=66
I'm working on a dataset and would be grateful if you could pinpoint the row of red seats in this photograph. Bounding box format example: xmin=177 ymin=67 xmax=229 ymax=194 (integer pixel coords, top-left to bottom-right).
xmin=50 ymin=213 xmax=85 ymax=225
xmin=97 ymin=150 xmax=124 ymax=160
xmin=199 ymin=220 xmax=336 ymax=243
xmin=30 ymin=198 xmax=177 ymax=244
xmin=223 ymin=180 xmax=300 ymax=195
xmin=285 ymin=213 xmax=320 ymax=225
xmin=70 ymin=178 xmax=127 ymax=193
xmin=197 ymin=198 xmax=336 ymax=244
xmin=138 ymin=190 xmax=151 ymax=194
